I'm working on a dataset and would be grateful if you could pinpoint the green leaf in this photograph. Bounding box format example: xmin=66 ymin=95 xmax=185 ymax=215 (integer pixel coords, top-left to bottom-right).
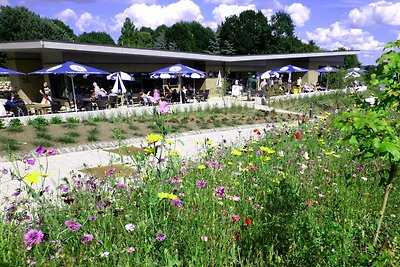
xmin=379 ymin=141 xmax=400 ymax=161
xmin=349 ymin=135 xmax=358 ymax=145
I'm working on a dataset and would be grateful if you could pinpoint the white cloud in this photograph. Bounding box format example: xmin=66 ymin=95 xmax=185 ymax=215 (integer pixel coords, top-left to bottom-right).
xmin=54 ymin=8 xmax=78 ymax=22
xmin=205 ymin=0 xmax=252 ymax=4
xmin=0 ymin=0 xmax=9 ymax=5
xmin=284 ymin=3 xmax=310 ymax=27
xmin=211 ymin=4 xmax=256 ymax=24
xmin=75 ymin=12 xmax=106 ymax=32
xmin=348 ymin=1 xmax=400 ymax=27
xmin=306 ymin=21 xmax=384 ymax=51
xmin=261 ymin=8 xmax=274 ymax=21
xmin=111 ymin=0 xmax=203 ymax=31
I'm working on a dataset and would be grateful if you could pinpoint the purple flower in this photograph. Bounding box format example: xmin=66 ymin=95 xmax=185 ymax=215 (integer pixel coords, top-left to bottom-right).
xmin=65 ymin=220 xmax=81 ymax=231
xmin=88 ymin=216 xmax=97 ymax=222
xmin=24 ymin=229 xmax=44 ymax=245
xmin=156 ymin=232 xmax=167 ymax=242
xmin=215 ymin=186 xmax=225 ymax=198
xmin=26 ymin=159 xmax=35 ymax=166
xmin=196 ymin=180 xmax=208 ymax=189
xmin=170 ymin=198 xmax=182 ymax=207
xmin=35 ymin=145 xmax=47 ymax=154
xmin=47 ymin=148 xmax=57 ymax=155
xmin=105 ymin=168 xmax=116 ymax=176
xmin=158 ymin=101 xmax=170 ymax=113
xmin=117 ymin=183 xmax=126 ymax=189
xmin=206 ymin=161 xmax=220 ymax=168
xmin=80 ymin=234 xmax=94 ymax=243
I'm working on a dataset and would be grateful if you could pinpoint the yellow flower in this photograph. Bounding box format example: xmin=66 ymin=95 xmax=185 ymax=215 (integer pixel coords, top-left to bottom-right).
xmin=228 ymin=161 xmax=233 ymax=165
xmin=197 ymin=164 xmax=206 ymax=170
xmin=277 ymin=170 xmax=285 ymax=177
xmin=260 ymin=146 xmax=275 ymax=154
xmin=242 ymin=167 xmax=249 ymax=172
xmin=168 ymin=150 xmax=181 ymax=157
xmin=195 ymin=139 xmax=201 ymax=145
xmin=206 ymin=140 xmax=214 ymax=146
xmin=144 ymin=147 xmax=154 ymax=154
xmin=23 ymin=171 xmax=42 ymax=184
xmin=231 ymin=150 xmax=242 ymax=156
xmin=146 ymin=133 xmax=163 ymax=143
xmin=318 ymin=139 xmax=326 ymax=144
xmin=272 ymin=178 xmax=281 ymax=184
xmin=165 ymin=139 xmax=174 ymax=145
xmin=263 ymin=156 xmax=271 ymax=161
xmin=248 ymin=161 xmax=254 ymax=166
xmin=266 ymin=188 xmax=273 ymax=195
xmin=158 ymin=192 xmax=178 ymax=200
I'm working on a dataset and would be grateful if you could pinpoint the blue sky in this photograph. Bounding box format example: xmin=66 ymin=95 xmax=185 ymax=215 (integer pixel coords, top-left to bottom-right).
xmin=3 ymin=0 xmax=400 ymax=65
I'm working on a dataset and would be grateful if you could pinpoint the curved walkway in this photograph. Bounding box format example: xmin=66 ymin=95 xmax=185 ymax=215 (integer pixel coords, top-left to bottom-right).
xmin=0 ymin=122 xmax=281 ymax=200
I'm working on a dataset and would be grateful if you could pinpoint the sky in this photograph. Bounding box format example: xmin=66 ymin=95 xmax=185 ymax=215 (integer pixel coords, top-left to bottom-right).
xmin=2 ymin=0 xmax=400 ymax=65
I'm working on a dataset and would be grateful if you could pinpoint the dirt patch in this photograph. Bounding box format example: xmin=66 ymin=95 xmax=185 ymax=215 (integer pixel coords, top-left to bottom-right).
xmin=79 ymin=164 xmax=137 ymax=179
xmin=107 ymin=145 xmax=144 ymax=156
xmin=0 ymin=107 xmax=295 ymax=158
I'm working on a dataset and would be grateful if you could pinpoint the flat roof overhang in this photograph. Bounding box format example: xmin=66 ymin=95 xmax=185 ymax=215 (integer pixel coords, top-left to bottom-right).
xmin=0 ymin=40 xmax=359 ymax=65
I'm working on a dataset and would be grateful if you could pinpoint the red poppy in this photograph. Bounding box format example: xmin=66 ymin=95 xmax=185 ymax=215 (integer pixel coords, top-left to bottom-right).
xmin=294 ymin=132 xmax=301 ymax=140
xmin=233 ymin=234 xmax=240 ymax=241
xmin=253 ymin=129 xmax=261 ymax=135
xmin=244 ymin=217 xmax=252 ymax=226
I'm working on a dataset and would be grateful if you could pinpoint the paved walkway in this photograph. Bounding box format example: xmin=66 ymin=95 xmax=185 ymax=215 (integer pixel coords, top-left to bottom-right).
xmin=0 ymin=122 xmax=275 ymax=200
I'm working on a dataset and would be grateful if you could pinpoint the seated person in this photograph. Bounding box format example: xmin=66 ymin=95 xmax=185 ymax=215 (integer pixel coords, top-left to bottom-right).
xmin=93 ymin=82 xmax=107 ymax=99
xmin=12 ymin=94 xmax=25 ymax=107
xmin=4 ymin=96 xmax=16 ymax=108
xmin=12 ymin=94 xmax=28 ymax=115
xmin=170 ymin=89 xmax=180 ymax=103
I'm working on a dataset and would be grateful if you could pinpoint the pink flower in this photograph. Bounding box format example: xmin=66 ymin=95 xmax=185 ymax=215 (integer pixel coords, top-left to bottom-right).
xmin=231 ymin=196 xmax=241 ymax=201
xmin=230 ymin=215 xmax=241 ymax=222
xmin=80 ymin=234 xmax=94 ymax=243
xmin=26 ymin=159 xmax=35 ymax=166
xmin=158 ymin=101 xmax=170 ymax=113
xmin=126 ymin=247 xmax=136 ymax=253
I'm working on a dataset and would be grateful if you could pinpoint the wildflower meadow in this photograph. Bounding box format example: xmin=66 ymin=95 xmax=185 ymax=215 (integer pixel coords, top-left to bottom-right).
xmin=1 ymin=41 xmax=400 ymax=266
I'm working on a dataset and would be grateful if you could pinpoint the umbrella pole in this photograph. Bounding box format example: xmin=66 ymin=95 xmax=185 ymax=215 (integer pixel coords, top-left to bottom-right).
xmin=178 ymin=75 xmax=182 ymax=104
xmin=71 ymin=77 xmax=78 ymax=112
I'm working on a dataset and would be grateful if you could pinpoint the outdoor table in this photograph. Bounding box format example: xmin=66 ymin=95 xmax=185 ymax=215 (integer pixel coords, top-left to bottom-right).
xmin=25 ymin=103 xmax=51 ymax=115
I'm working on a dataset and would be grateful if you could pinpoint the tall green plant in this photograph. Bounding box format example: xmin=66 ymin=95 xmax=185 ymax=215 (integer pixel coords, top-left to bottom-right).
xmin=333 ymin=40 xmax=400 ymax=247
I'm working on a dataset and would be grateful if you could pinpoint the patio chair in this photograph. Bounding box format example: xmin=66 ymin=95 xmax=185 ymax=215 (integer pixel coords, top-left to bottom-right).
xmin=96 ymin=99 xmax=108 ymax=110
xmin=108 ymin=95 xmax=118 ymax=108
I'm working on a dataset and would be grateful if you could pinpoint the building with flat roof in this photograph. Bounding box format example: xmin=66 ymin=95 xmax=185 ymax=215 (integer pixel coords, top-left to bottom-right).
xmin=0 ymin=40 xmax=358 ymax=102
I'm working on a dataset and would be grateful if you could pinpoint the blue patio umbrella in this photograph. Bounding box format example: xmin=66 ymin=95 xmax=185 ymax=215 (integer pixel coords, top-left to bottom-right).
xmin=318 ymin=66 xmax=340 ymax=89
xmin=150 ymin=63 xmax=205 ymax=102
xmin=30 ymin=61 xmax=110 ymax=112
xmin=271 ymin=64 xmax=309 ymax=93
xmin=0 ymin=66 xmax=24 ymax=75
xmin=347 ymin=67 xmax=366 ymax=73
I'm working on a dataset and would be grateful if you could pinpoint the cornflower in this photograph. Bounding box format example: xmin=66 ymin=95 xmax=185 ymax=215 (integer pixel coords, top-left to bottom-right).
xmin=65 ymin=220 xmax=81 ymax=231
xmin=156 ymin=233 xmax=167 ymax=241
xmin=24 ymin=229 xmax=44 ymax=245
xmin=80 ymin=234 xmax=94 ymax=243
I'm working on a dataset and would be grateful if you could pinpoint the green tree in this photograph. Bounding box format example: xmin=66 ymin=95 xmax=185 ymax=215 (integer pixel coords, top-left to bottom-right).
xmin=334 ymin=40 xmax=400 ymax=248
xmin=118 ymin=17 xmax=136 ymax=46
xmin=117 ymin=18 xmax=153 ymax=48
xmin=0 ymin=6 xmax=73 ymax=41
xmin=77 ymin=31 xmax=115 ymax=45
xmin=338 ymin=47 xmax=361 ymax=69
xmin=218 ymin=10 xmax=270 ymax=55
xmin=51 ymin=19 xmax=77 ymax=41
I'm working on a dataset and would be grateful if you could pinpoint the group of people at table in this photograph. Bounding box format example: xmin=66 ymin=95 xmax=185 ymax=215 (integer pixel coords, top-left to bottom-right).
xmin=1 ymin=81 xmax=200 ymax=117
xmin=259 ymin=76 xmax=324 ymax=94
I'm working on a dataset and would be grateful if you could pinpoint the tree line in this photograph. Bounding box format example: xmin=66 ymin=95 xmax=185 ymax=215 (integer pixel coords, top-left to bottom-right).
xmin=0 ymin=5 xmax=360 ymax=66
